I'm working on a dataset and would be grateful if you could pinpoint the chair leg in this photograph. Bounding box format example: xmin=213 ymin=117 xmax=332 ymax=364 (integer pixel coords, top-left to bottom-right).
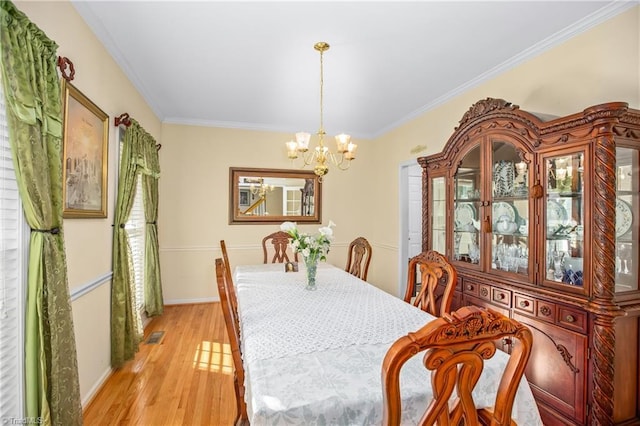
xmin=233 ymin=373 xmax=250 ymax=425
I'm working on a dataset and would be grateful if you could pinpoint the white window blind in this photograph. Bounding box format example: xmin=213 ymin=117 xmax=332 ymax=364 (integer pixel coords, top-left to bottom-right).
xmin=127 ymin=175 xmax=146 ymax=316
xmin=119 ymin=132 xmax=146 ymax=321
xmin=0 ymin=83 xmax=26 ymax=419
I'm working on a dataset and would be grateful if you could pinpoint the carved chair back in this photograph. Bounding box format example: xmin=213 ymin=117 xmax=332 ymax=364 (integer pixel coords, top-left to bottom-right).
xmin=262 ymin=231 xmax=298 ymax=264
xmin=345 ymin=237 xmax=372 ymax=281
xmin=382 ymin=306 xmax=533 ymax=426
xmin=215 ymin=257 xmax=249 ymax=425
xmin=404 ymin=250 xmax=457 ymax=316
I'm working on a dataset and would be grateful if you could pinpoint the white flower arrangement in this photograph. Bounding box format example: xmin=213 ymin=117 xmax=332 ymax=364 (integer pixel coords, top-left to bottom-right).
xmin=280 ymin=220 xmax=336 ymax=262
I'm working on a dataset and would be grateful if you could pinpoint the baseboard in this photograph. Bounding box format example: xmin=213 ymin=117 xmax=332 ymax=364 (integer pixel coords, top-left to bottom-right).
xmin=81 ymin=366 xmax=113 ymax=409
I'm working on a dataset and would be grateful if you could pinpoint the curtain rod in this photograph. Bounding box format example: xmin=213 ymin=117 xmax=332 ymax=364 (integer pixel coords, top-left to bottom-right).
xmin=57 ymin=56 xmax=75 ymax=81
xmin=114 ymin=112 xmax=131 ymax=127
xmin=114 ymin=112 xmax=161 ymax=151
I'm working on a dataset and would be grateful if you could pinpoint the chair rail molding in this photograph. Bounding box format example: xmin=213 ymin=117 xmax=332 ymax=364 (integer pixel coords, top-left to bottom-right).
xmin=70 ymin=271 xmax=113 ymax=301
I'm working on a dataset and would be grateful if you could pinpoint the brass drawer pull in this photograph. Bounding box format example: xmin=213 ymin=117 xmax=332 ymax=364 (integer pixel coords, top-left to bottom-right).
xmin=519 ymin=300 xmax=530 ymax=308
xmin=480 ymin=288 xmax=489 ymax=297
xmin=466 ymin=284 xmax=474 ymax=291
xmin=565 ymin=314 xmax=576 ymax=323
xmin=496 ymin=293 xmax=506 ymax=300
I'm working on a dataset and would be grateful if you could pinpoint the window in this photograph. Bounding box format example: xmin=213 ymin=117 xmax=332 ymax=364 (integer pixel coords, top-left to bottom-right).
xmin=285 ymin=188 xmax=301 ymax=216
xmin=127 ymin=175 xmax=146 ymax=318
xmin=119 ymin=130 xmax=146 ymax=324
xmin=0 ymin=82 xmax=26 ymax=418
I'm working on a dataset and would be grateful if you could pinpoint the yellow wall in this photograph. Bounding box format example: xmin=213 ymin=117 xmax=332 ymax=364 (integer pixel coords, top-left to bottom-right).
xmin=12 ymin=0 xmax=640 ymax=408
xmin=158 ymin=124 xmax=375 ymax=302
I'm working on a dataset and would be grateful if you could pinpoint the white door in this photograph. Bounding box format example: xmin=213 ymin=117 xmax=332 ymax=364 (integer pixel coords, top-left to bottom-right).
xmin=398 ymin=161 xmax=423 ymax=297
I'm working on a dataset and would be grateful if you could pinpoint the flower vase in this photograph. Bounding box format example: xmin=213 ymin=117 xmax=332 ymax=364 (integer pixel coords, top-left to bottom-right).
xmin=304 ymin=257 xmax=318 ymax=291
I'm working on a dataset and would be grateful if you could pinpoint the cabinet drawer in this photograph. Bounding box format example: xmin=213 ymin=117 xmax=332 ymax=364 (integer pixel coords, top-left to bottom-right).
xmin=514 ymin=293 xmax=535 ymax=314
xmin=536 ymin=301 xmax=556 ymax=323
xmin=463 ymin=280 xmax=480 ymax=297
xmin=557 ymin=306 xmax=587 ymax=333
xmin=491 ymin=288 xmax=511 ymax=307
xmin=478 ymin=284 xmax=491 ymax=301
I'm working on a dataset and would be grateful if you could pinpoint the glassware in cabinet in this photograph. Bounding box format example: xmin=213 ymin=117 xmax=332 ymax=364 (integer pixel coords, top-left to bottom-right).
xmin=453 ymin=146 xmax=481 ymax=264
xmin=615 ymin=146 xmax=638 ymax=293
xmin=543 ymin=152 xmax=585 ymax=288
xmin=490 ymin=140 xmax=530 ymax=276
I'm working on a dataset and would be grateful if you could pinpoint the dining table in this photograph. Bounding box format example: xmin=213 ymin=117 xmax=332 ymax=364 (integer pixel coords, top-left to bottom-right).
xmin=233 ymin=262 xmax=543 ymax=425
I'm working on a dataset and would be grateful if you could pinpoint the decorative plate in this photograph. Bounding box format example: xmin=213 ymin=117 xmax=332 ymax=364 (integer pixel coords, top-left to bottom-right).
xmin=454 ymin=203 xmax=476 ymax=230
xmin=546 ymin=199 xmax=568 ymax=224
xmin=493 ymin=161 xmax=515 ymax=197
xmin=492 ymin=201 xmax=516 ymax=225
xmin=616 ymin=198 xmax=633 ymax=237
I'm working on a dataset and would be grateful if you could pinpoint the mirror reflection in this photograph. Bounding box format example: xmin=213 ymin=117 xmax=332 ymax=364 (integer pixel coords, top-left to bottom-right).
xmin=229 ymin=167 xmax=322 ymax=224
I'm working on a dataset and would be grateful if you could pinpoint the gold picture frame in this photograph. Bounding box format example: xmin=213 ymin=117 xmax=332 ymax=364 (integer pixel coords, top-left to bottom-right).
xmin=61 ymin=80 xmax=109 ymax=218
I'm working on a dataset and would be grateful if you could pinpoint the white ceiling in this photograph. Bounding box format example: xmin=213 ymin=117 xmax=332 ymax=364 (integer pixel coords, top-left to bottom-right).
xmin=71 ymin=1 xmax=635 ymax=139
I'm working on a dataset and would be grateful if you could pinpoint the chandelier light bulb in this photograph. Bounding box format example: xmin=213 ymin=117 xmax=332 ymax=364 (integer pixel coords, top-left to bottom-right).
xmin=335 ymin=133 xmax=351 ymax=153
xmin=286 ymin=141 xmax=299 ymax=159
xmin=295 ymin=132 xmax=311 ymax=151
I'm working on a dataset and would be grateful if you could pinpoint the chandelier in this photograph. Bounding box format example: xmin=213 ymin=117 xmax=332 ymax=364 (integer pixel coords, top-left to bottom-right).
xmin=286 ymin=42 xmax=357 ymax=180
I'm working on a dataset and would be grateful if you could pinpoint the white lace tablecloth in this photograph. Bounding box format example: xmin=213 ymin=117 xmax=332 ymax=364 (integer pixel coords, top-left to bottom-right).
xmin=233 ymin=263 xmax=543 ymax=426
xmin=235 ymin=263 xmax=429 ymax=362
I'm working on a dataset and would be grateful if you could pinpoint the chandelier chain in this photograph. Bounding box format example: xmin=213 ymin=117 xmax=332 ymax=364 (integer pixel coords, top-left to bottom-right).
xmin=319 ymin=47 xmax=324 ymax=140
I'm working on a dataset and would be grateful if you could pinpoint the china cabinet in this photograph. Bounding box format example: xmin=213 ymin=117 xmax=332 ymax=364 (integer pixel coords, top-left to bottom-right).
xmin=419 ymin=98 xmax=640 ymax=425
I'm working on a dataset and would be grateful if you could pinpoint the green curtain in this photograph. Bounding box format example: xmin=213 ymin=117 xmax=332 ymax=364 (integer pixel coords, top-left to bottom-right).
xmin=111 ymin=119 xmax=163 ymax=365
xmin=0 ymin=1 xmax=82 ymax=425
xmin=138 ymin=124 xmax=163 ymax=316
xmin=111 ymin=121 xmax=143 ymax=367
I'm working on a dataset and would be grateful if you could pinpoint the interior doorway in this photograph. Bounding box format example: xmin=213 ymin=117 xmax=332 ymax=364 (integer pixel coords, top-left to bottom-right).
xmin=398 ymin=160 xmax=423 ymax=297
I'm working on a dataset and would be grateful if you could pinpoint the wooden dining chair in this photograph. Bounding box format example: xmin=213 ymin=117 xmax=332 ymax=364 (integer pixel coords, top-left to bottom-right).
xmin=220 ymin=240 xmax=239 ymax=314
xmin=345 ymin=236 xmax=372 ymax=281
xmin=262 ymin=230 xmax=298 ymax=263
xmin=382 ymin=306 xmax=533 ymax=426
xmin=215 ymin=257 xmax=249 ymax=426
xmin=404 ymin=250 xmax=457 ymax=316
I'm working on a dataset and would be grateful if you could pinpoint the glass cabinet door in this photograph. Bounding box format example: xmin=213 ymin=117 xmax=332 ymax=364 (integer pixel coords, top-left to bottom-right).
xmin=615 ymin=147 xmax=638 ymax=293
xmin=490 ymin=141 xmax=530 ymax=277
xmin=453 ymin=146 xmax=481 ymax=265
xmin=430 ymin=176 xmax=446 ymax=254
xmin=544 ymin=152 xmax=585 ymax=288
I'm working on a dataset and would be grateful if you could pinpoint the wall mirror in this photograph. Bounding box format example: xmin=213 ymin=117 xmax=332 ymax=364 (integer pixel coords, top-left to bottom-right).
xmin=229 ymin=167 xmax=322 ymax=224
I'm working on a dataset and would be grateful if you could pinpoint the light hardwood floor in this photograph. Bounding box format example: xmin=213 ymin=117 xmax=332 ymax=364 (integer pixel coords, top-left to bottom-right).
xmin=82 ymin=303 xmax=237 ymax=425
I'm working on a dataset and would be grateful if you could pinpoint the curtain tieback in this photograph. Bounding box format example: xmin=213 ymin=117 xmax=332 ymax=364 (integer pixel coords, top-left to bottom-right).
xmin=146 ymin=221 xmax=157 ymax=225
xmin=112 ymin=224 xmax=126 ymax=228
xmin=32 ymin=227 xmax=60 ymax=234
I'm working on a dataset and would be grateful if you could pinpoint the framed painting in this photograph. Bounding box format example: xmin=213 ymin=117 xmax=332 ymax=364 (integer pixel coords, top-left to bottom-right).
xmin=61 ymin=81 xmax=109 ymax=218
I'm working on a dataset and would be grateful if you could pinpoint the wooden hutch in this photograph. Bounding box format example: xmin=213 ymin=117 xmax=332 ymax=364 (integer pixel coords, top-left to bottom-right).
xmin=418 ymin=98 xmax=640 ymax=425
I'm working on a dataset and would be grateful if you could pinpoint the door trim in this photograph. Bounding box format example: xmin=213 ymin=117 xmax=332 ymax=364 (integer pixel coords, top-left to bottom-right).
xmin=398 ymin=159 xmax=422 ymax=298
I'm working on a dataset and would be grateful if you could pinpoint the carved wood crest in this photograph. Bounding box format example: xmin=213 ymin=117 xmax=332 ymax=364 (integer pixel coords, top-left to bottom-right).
xmin=409 ymin=306 xmax=526 ymax=346
xmin=456 ymin=98 xmax=519 ymax=130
